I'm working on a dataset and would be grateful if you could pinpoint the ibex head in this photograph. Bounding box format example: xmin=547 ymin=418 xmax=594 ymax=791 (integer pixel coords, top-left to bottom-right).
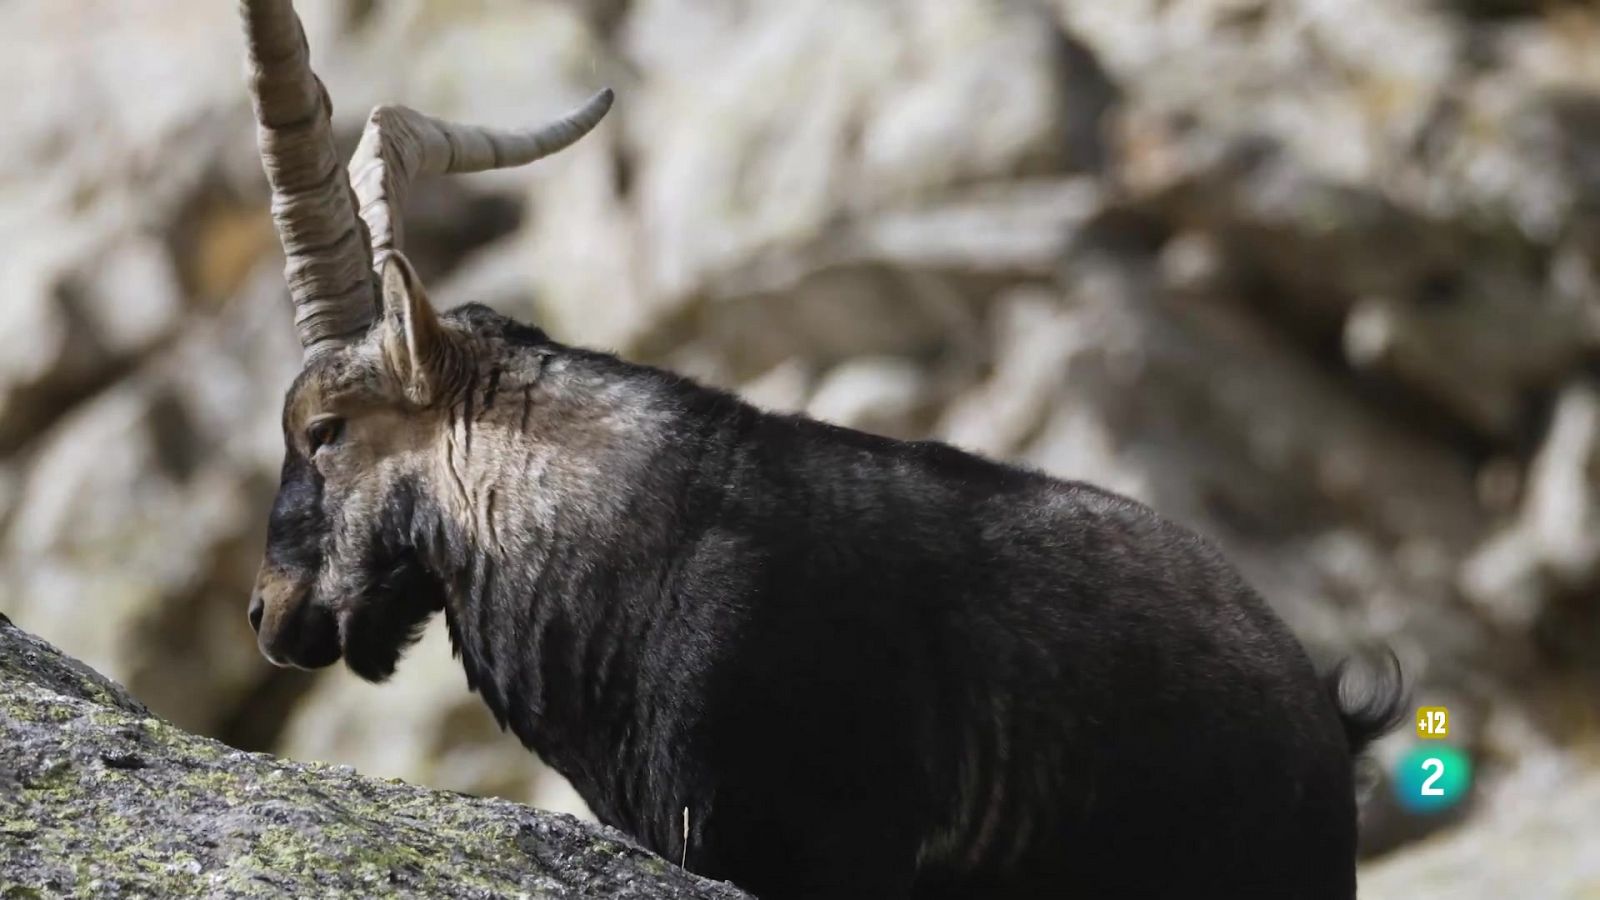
xmin=240 ymin=0 xmax=611 ymax=679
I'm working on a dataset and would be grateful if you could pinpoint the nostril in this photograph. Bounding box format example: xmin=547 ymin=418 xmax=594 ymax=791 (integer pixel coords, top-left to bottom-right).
xmin=248 ymin=594 xmax=265 ymax=633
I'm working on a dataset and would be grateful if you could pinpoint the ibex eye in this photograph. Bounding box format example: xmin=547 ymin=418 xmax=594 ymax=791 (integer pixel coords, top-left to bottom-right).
xmin=306 ymin=418 xmax=343 ymax=454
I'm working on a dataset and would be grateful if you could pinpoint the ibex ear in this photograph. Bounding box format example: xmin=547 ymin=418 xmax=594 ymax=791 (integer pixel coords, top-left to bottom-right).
xmin=379 ymin=253 xmax=451 ymax=405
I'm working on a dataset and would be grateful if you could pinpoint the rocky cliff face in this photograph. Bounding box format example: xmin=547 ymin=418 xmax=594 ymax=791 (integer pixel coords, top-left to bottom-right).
xmin=0 ymin=0 xmax=1597 ymax=891
xmin=0 ymin=616 xmax=747 ymax=898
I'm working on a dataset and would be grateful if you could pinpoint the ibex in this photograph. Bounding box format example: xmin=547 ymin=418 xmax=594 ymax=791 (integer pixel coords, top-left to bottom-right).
xmin=239 ymin=2 xmax=1403 ymax=898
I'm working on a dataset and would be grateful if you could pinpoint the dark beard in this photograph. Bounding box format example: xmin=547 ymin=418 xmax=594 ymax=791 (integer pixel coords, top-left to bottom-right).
xmin=339 ymin=553 xmax=446 ymax=683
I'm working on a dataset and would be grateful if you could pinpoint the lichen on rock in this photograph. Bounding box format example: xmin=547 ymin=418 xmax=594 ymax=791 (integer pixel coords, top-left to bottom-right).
xmin=0 ymin=617 xmax=748 ymax=899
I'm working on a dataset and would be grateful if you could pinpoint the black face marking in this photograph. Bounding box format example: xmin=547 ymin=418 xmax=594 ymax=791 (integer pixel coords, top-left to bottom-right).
xmin=520 ymin=385 xmax=533 ymax=434
xmin=339 ymin=479 xmax=447 ymax=682
xmin=264 ymin=450 xmax=325 ymax=576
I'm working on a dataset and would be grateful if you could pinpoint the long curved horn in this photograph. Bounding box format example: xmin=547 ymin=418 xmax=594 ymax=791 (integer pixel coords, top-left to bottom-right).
xmin=349 ymin=89 xmax=614 ymax=263
xmin=240 ymin=0 xmax=376 ymax=355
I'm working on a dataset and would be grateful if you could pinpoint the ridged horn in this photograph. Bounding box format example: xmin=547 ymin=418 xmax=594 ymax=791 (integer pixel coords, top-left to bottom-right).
xmin=349 ymin=89 xmax=615 ymax=264
xmin=240 ymin=0 xmax=376 ymax=355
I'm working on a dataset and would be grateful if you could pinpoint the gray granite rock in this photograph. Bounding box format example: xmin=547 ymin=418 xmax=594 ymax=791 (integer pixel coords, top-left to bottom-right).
xmin=0 ymin=616 xmax=747 ymax=899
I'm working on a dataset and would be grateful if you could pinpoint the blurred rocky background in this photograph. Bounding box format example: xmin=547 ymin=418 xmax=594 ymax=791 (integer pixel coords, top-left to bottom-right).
xmin=1 ymin=0 xmax=1597 ymax=895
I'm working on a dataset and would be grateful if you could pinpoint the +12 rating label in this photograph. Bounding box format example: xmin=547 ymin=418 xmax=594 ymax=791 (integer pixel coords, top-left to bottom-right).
xmin=1415 ymin=706 xmax=1449 ymax=739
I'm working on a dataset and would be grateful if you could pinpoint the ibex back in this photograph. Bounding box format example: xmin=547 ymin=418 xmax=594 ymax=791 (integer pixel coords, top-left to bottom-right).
xmin=238 ymin=3 xmax=1404 ymax=898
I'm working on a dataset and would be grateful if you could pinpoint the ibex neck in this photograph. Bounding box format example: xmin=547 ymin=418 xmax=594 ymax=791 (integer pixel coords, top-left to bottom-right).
xmin=417 ymin=352 xmax=745 ymax=840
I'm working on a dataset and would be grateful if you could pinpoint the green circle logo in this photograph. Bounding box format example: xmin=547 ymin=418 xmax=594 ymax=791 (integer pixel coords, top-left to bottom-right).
xmin=1393 ymin=745 xmax=1471 ymax=813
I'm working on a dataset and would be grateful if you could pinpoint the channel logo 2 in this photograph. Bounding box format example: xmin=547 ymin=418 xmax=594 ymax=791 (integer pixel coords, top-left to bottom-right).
xmin=1394 ymin=706 xmax=1470 ymax=813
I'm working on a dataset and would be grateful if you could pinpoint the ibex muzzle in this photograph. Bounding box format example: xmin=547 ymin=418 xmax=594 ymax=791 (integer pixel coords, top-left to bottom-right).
xmin=238 ymin=3 xmax=1405 ymax=898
